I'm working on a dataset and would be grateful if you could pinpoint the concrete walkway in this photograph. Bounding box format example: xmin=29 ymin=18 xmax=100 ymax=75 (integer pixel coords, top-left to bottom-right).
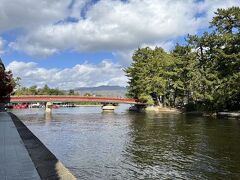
xmin=0 ymin=112 xmax=40 ymax=180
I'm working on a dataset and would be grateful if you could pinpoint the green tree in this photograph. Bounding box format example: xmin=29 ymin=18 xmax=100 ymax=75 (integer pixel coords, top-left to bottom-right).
xmin=125 ymin=47 xmax=175 ymax=105
xmin=187 ymin=7 xmax=240 ymax=111
xmin=14 ymin=84 xmax=65 ymax=96
xmin=171 ymin=44 xmax=197 ymax=105
xmin=29 ymin=85 xmax=38 ymax=95
xmin=210 ymin=7 xmax=240 ymax=110
xmin=68 ymin=89 xmax=75 ymax=95
xmin=84 ymin=92 xmax=92 ymax=96
xmin=39 ymin=85 xmax=51 ymax=95
xmin=125 ymin=7 xmax=240 ymax=112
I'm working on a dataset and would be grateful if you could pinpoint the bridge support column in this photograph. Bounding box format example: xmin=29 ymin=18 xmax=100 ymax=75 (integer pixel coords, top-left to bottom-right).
xmin=102 ymin=103 xmax=116 ymax=112
xmin=45 ymin=102 xmax=53 ymax=113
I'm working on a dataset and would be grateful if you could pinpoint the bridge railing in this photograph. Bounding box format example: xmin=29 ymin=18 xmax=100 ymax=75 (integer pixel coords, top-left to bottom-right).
xmin=9 ymin=95 xmax=144 ymax=104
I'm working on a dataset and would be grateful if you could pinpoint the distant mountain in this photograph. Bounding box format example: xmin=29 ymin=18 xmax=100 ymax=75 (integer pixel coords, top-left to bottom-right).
xmin=75 ymin=85 xmax=127 ymax=97
xmin=75 ymin=85 xmax=126 ymax=91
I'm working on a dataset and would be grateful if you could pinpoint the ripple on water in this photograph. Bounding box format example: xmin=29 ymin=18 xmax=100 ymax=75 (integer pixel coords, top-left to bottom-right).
xmin=11 ymin=106 xmax=240 ymax=179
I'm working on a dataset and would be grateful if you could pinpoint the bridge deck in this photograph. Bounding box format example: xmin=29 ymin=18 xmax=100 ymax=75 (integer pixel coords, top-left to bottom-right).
xmin=9 ymin=96 xmax=143 ymax=104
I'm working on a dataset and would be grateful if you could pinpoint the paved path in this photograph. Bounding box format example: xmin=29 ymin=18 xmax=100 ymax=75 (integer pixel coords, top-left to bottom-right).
xmin=0 ymin=112 xmax=40 ymax=180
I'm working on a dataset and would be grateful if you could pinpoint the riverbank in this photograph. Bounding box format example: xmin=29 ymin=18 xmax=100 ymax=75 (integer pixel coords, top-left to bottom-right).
xmin=75 ymin=104 xmax=101 ymax=107
xmin=8 ymin=112 xmax=77 ymax=180
xmin=217 ymin=112 xmax=240 ymax=118
xmin=129 ymin=105 xmax=181 ymax=113
xmin=132 ymin=105 xmax=240 ymax=119
xmin=0 ymin=112 xmax=40 ymax=179
xmin=145 ymin=106 xmax=180 ymax=113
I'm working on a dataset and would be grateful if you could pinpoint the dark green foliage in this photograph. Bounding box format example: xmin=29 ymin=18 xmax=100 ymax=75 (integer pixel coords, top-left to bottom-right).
xmin=68 ymin=89 xmax=75 ymax=95
xmin=125 ymin=47 xmax=175 ymax=105
xmin=126 ymin=7 xmax=240 ymax=112
xmin=14 ymin=85 xmax=66 ymax=96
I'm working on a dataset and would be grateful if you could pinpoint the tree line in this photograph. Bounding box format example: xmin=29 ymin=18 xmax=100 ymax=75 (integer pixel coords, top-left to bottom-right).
xmin=14 ymin=85 xmax=79 ymax=96
xmin=13 ymin=85 xmax=100 ymax=97
xmin=125 ymin=7 xmax=240 ymax=112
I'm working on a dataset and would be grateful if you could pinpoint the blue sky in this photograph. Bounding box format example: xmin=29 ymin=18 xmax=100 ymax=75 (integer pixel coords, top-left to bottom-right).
xmin=3 ymin=50 xmax=116 ymax=69
xmin=0 ymin=0 xmax=239 ymax=89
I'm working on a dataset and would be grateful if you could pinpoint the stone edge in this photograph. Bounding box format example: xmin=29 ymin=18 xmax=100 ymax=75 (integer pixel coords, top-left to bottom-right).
xmin=8 ymin=112 xmax=77 ymax=180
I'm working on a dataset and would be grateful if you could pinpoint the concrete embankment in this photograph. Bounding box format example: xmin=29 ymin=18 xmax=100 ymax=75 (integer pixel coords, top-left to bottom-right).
xmin=0 ymin=112 xmax=40 ymax=180
xmin=8 ymin=112 xmax=77 ymax=180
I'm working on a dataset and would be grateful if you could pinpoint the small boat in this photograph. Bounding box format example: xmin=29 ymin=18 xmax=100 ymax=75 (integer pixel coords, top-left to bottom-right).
xmin=29 ymin=103 xmax=42 ymax=108
xmin=13 ymin=104 xmax=28 ymax=109
xmin=52 ymin=105 xmax=59 ymax=109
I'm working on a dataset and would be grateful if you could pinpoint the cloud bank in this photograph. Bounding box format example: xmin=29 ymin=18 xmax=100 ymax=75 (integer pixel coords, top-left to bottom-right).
xmin=7 ymin=0 xmax=240 ymax=59
xmin=1 ymin=0 xmax=240 ymax=87
xmin=7 ymin=60 xmax=127 ymax=89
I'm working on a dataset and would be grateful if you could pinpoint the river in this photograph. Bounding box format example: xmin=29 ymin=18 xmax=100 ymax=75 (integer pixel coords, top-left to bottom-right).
xmin=11 ymin=105 xmax=240 ymax=179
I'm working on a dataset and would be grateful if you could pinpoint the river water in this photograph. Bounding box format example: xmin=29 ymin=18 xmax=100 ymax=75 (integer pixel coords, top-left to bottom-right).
xmin=11 ymin=105 xmax=240 ymax=179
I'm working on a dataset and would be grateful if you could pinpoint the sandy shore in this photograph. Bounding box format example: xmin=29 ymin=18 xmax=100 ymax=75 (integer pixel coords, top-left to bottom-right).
xmin=145 ymin=106 xmax=180 ymax=113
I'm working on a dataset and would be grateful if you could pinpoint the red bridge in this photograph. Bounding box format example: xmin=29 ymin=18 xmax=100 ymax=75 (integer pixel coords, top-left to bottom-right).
xmin=9 ymin=96 xmax=144 ymax=112
xmin=10 ymin=96 xmax=142 ymax=104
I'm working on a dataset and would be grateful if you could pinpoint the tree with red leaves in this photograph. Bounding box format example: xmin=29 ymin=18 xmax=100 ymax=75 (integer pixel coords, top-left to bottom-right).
xmin=0 ymin=64 xmax=14 ymax=102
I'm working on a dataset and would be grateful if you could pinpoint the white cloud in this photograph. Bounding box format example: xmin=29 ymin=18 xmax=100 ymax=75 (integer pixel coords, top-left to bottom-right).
xmin=8 ymin=0 xmax=240 ymax=63
xmin=6 ymin=60 xmax=127 ymax=89
xmin=200 ymin=0 xmax=240 ymax=19
xmin=2 ymin=0 xmax=239 ymax=89
xmin=113 ymin=50 xmax=134 ymax=67
xmin=114 ymin=41 xmax=175 ymax=66
xmin=10 ymin=0 xmax=202 ymax=55
xmin=0 ymin=0 xmax=71 ymax=32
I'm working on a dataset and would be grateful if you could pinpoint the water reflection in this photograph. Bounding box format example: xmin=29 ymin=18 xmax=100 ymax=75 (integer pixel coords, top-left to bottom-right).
xmin=11 ymin=107 xmax=240 ymax=179
xmin=124 ymin=113 xmax=240 ymax=179
xmin=123 ymin=113 xmax=200 ymax=179
xmin=44 ymin=112 xmax=52 ymax=123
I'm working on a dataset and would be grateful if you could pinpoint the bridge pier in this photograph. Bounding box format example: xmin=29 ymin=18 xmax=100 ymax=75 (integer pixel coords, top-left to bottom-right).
xmin=102 ymin=103 xmax=117 ymax=112
xmin=45 ymin=102 xmax=53 ymax=113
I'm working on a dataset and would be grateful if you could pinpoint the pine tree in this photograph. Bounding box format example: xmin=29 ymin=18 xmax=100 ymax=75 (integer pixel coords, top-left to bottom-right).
xmin=125 ymin=47 xmax=175 ymax=105
xmin=125 ymin=7 xmax=240 ymax=112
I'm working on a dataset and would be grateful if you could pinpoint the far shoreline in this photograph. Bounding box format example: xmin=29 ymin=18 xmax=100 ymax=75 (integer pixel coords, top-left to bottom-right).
xmin=130 ymin=105 xmax=240 ymax=118
xmin=73 ymin=104 xmax=102 ymax=107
